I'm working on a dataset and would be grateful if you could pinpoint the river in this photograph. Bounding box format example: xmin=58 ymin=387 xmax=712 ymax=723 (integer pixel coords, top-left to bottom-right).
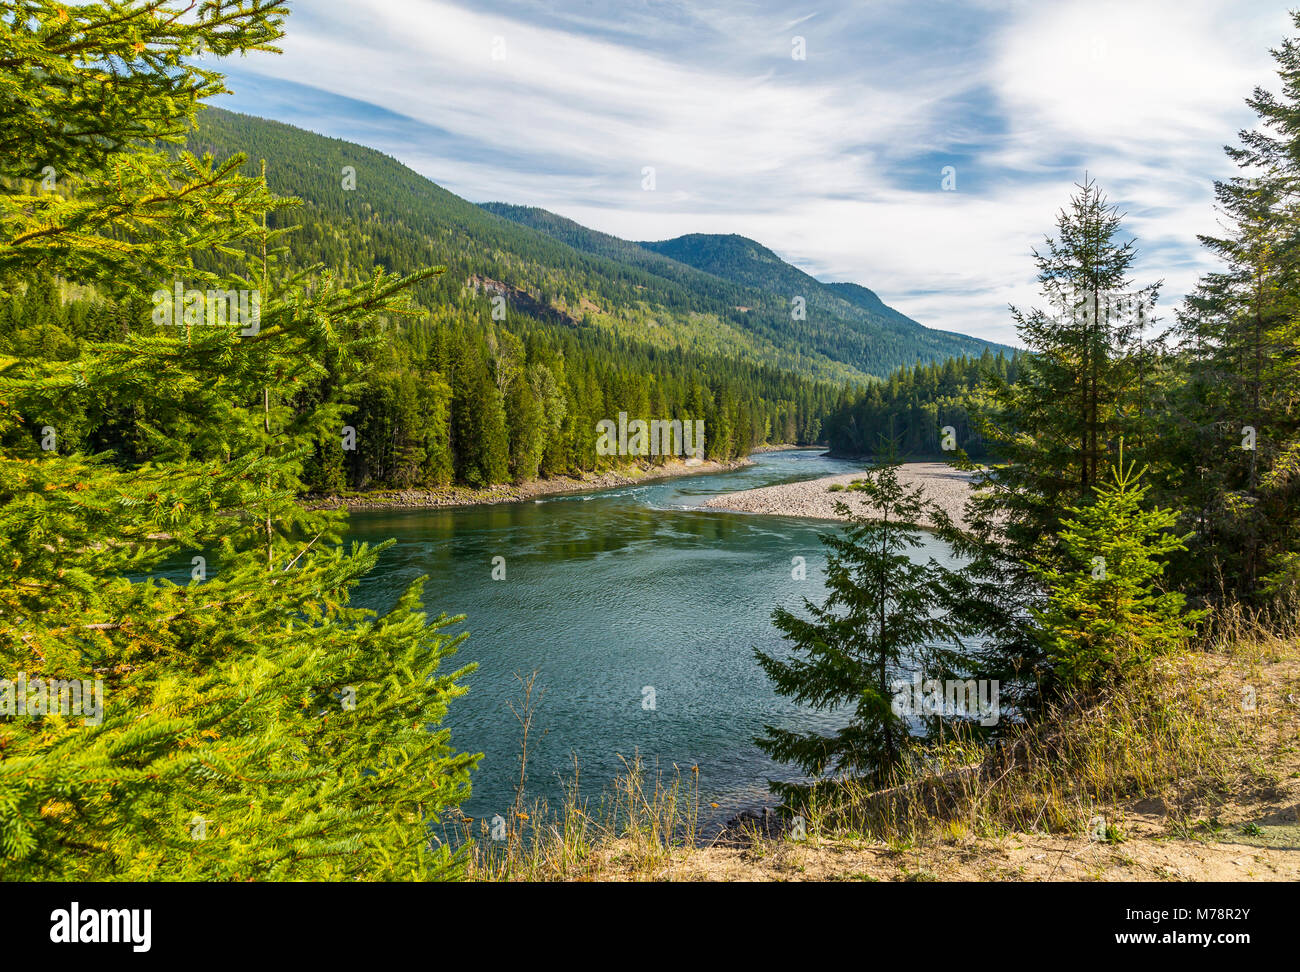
xmin=343 ymin=449 xmax=964 ymax=831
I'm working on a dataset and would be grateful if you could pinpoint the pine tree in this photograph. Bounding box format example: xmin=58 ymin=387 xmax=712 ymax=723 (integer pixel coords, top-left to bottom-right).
xmin=449 ymin=333 xmax=510 ymax=486
xmin=0 ymin=1 xmax=479 ymax=879
xmin=972 ymin=178 xmax=1159 ymax=569
xmin=1031 ymin=450 xmax=1204 ymax=690
xmin=1167 ymin=13 xmax=1300 ymax=603
xmin=950 ymin=180 xmax=1163 ymax=710
xmin=755 ymin=461 xmax=971 ymax=798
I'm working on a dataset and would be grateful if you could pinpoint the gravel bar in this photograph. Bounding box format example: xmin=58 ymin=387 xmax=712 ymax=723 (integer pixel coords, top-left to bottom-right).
xmin=702 ymin=461 xmax=976 ymax=527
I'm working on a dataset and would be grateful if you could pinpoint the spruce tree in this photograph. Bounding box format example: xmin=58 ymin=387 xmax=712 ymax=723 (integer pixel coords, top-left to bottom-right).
xmin=0 ymin=0 xmax=479 ymax=879
xmin=755 ymin=461 xmax=973 ymax=798
xmin=1168 ymin=13 xmax=1300 ymax=603
xmin=971 ymin=178 xmax=1159 ymax=569
xmin=1031 ymin=451 xmax=1204 ymax=690
xmin=950 ymin=179 xmax=1164 ymax=710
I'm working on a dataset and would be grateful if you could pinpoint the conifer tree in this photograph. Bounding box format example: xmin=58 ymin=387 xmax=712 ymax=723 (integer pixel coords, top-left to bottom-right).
xmin=971 ymin=178 xmax=1159 ymax=571
xmin=755 ymin=461 xmax=972 ymax=798
xmin=1168 ymin=13 xmax=1300 ymax=603
xmin=449 ymin=331 xmax=510 ymax=485
xmin=1031 ymin=451 xmax=1204 ymax=690
xmin=0 ymin=0 xmax=479 ymax=879
xmin=949 ymin=180 xmax=1164 ymax=711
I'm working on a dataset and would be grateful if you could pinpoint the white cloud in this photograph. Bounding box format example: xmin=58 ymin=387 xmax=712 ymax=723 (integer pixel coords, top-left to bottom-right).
xmin=222 ymin=0 xmax=1294 ymax=348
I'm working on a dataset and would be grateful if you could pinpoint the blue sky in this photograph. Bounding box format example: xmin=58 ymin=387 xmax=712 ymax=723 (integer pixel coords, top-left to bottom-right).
xmin=214 ymin=0 xmax=1294 ymax=346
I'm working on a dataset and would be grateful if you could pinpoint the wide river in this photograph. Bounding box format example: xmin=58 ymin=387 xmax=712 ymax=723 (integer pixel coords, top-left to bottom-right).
xmin=346 ymin=449 xmax=960 ymax=830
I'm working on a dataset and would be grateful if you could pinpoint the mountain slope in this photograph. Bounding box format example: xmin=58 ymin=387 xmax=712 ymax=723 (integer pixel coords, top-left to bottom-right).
xmin=486 ymin=210 xmax=1006 ymax=374
xmin=188 ymin=108 xmax=1000 ymax=382
xmin=639 ymin=234 xmax=995 ymax=363
xmin=639 ymin=233 xmax=819 ymax=302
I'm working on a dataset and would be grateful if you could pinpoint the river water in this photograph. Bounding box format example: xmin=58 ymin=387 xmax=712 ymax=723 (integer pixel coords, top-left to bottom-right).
xmin=345 ymin=449 xmax=960 ymax=829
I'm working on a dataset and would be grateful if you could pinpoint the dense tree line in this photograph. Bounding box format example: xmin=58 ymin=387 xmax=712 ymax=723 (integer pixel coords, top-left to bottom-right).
xmin=819 ymin=350 xmax=1021 ymax=458
xmin=0 ymin=276 xmax=835 ymax=492
xmin=324 ymin=308 xmax=833 ymax=491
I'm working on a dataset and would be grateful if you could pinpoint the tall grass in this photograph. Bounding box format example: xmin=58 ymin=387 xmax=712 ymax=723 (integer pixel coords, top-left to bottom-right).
xmin=791 ymin=606 xmax=1295 ymax=849
xmin=461 ymin=754 xmax=702 ymax=881
xmin=450 ymin=609 xmax=1296 ymax=880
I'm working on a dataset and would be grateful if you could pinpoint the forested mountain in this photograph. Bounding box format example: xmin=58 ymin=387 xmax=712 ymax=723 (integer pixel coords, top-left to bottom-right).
xmin=637 ymin=233 xmax=1000 ymax=365
xmin=180 ymin=109 xmax=1003 ymax=384
xmin=186 ymin=109 xmax=907 ymax=384
xmin=482 ymin=206 xmax=1009 ymax=378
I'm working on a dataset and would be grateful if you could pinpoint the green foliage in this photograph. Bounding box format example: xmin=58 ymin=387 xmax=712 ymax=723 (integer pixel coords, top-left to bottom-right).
xmin=1160 ymin=12 xmax=1300 ymax=603
xmin=971 ymin=178 xmax=1160 ymax=570
xmin=755 ymin=461 xmax=973 ymax=797
xmin=1031 ymin=453 xmax=1205 ymax=690
xmin=821 ymin=349 xmax=1021 ymax=458
xmin=0 ymin=0 xmax=478 ymax=879
xmin=0 ymin=0 xmax=285 ymax=183
xmin=940 ymin=179 xmax=1171 ymax=712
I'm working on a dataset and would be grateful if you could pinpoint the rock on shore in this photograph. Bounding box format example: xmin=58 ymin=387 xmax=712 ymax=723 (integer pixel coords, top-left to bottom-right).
xmin=702 ymin=461 xmax=975 ymax=526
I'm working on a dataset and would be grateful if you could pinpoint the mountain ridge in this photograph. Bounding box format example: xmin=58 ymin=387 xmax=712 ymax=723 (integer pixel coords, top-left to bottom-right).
xmin=635 ymin=232 xmax=983 ymax=353
xmin=188 ymin=108 xmax=1006 ymax=382
xmin=483 ymin=206 xmax=1009 ymax=372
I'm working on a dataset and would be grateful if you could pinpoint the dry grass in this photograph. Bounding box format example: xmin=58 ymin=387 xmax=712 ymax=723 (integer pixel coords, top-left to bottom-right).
xmin=459 ymin=756 xmax=704 ymax=881
xmin=455 ymin=609 xmax=1300 ymax=881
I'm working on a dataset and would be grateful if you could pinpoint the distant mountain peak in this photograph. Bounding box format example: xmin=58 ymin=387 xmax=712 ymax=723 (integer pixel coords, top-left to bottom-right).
xmin=190 ymin=108 xmax=1008 ymax=383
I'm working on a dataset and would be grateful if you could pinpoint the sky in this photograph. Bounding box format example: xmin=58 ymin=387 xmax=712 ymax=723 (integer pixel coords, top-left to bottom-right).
xmin=214 ymin=0 xmax=1296 ymax=347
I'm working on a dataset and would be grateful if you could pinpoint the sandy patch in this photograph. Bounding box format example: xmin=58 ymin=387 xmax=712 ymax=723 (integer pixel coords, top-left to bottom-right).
xmin=702 ymin=461 xmax=975 ymax=527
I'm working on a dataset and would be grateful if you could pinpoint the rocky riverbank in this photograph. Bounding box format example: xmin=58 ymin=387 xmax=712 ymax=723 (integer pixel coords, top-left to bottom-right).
xmin=702 ymin=461 xmax=976 ymax=526
xmin=748 ymin=443 xmax=823 ymax=454
xmin=304 ymin=456 xmax=754 ymax=513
